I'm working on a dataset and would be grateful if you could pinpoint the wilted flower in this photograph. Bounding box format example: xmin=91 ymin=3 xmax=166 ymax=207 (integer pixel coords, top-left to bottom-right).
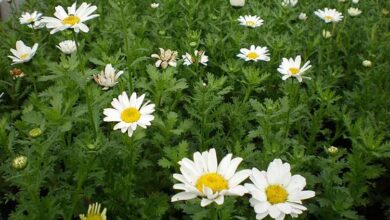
xmin=94 ymin=64 xmax=124 ymax=90
xmin=41 ymin=2 xmax=99 ymax=34
xmin=237 ymin=15 xmax=264 ymax=28
xmin=230 ymin=0 xmax=245 ymax=7
xmin=56 ymin=40 xmax=77 ymax=54
xmin=183 ymin=50 xmax=209 ymax=66
xmin=29 ymin=128 xmax=42 ymax=137
xmin=151 ymin=48 xmax=178 ymax=69
xmin=277 ymin=55 xmax=312 ymax=83
xmin=19 ymin=11 xmax=44 ymax=29
xmin=171 ymin=148 xmax=250 ymax=207
xmin=12 ymin=155 xmax=28 ymax=170
xmin=79 ymin=203 xmax=107 ymax=220
xmin=282 ymin=0 xmax=298 ymax=7
xmin=362 ymin=60 xmax=372 ymax=67
xmin=151 ymin=3 xmax=159 ymax=8
xmin=237 ymin=45 xmax=270 ymax=62
xmin=298 ymin=13 xmax=307 ymax=20
xmin=103 ymin=92 xmax=155 ymax=137
xmin=245 ymin=159 xmax=315 ymax=220
xmin=314 ymin=8 xmax=343 ymax=23
xmin=348 ymin=8 xmax=362 ymax=16
xmin=9 ymin=68 xmax=25 ymax=79
xmin=322 ymin=30 xmax=332 ymax=38
xmin=8 ymin=40 xmax=38 ymax=65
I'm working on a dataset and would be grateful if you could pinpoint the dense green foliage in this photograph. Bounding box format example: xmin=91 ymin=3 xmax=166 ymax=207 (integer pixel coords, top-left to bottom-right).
xmin=0 ymin=0 xmax=389 ymax=219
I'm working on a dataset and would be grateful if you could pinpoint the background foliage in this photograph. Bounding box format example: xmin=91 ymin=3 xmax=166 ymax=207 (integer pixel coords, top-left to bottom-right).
xmin=0 ymin=0 xmax=389 ymax=219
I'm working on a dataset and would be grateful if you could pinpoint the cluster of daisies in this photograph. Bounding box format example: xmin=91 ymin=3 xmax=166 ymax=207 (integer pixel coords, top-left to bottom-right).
xmin=171 ymin=149 xmax=315 ymax=220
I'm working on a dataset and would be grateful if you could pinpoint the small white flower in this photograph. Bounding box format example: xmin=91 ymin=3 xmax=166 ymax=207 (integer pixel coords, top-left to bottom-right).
xmin=151 ymin=48 xmax=178 ymax=69
xmin=298 ymin=13 xmax=307 ymax=20
xmin=237 ymin=45 xmax=270 ymax=62
xmin=103 ymin=92 xmax=155 ymax=137
xmin=94 ymin=64 xmax=124 ymax=90
xmin=230 ymin=0 xmax=246 ymax=7
xmin=362 ymin=60 xmax=372 ymax=67
xmin=171 ymin=148 xmax=250 ymax=207
xmin=41 ymin=2 xmax=99 ymax=34
xmin=314 ymin=8 xmax=343 ymax=23
xmin=277 ymin=55 xmax=312 ymax=83
xmin=19 ymin=11 xmax=44 ymax=29
xmin=282 ymin=0 xmax=298 ymax=7
xmin=352 ymin=0 xmax=359 ymax=3
xmin=151 ymin=3 xmax=159 ymax=8
xmin=237 ymin=15 xmax=264 ymax=28
xmin=183 ymin=50 xmax=209 ymax=66
xmin=245 ymin=159 xmax=315 ymax=220
xmin=56 ymin=40 xmax=77 ymax=54
xmin=8 ymin=41 xmax=38 ymax=65
xmin=322 ymin=30 xmax=332 ymax=38
xmin=348 ymin=7 xmax=362 ymax=16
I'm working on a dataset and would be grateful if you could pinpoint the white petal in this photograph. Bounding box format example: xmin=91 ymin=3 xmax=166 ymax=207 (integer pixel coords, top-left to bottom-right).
xmin=223 ymin=157 xmax=243 ymax=179
xmin=171 ymin=192 xmax=197 ymax=202
xmin=228 ymin=169 xmax=251 ymax=187
xmin=207 ymin=148 xmax=218 ymax=173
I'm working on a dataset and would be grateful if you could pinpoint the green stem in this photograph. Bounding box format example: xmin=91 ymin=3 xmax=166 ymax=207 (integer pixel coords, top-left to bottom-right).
xmin=210 ymin=204 xmax=218 ymax=220
xmin=285 ymin=79 xmax=294 ymax=138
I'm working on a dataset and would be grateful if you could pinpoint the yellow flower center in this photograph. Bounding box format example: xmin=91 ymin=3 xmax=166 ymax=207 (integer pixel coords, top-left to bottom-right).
xmin=246 ymin=21 xmax=256 ymax=27
xmin=289 ymin=67 xmax=300 ymax=75
xmin=196 ymin=173 xmax=228 ymax=193
xmin=62 ymin=15 xmax=80 ymax=25
xmin=121 ymin=107 xmax=141 ymax=123
xmin=324 ymin=15 xmax=333 ymax=21
xmin=86 ymin=215 xmax=103 ymax=220
xmin=265 ymin=185 xmax=288 ymax=204
xmin=246 ymin=52 xmax=259 ymax=60
xmin=20 ymin=53 xmax=29 ymax=60
xmin=27 ymin=18 xmax=35 ymax=23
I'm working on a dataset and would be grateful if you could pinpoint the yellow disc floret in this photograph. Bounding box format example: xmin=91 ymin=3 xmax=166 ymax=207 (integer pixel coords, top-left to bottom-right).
xmin=247 ymin=52 xmax=259 ymax=60
xmin=289 ymin=67 xmax=300 ymax=75
xmin=265 ymin=185 xmax=288 ymax=204
xmin=196 ymin=173 xmax=228 ymax=193
xmin=121 ymin=107 xmax=141 ymax=123
xmin=62 ymin=15 xmax=80 ymax=25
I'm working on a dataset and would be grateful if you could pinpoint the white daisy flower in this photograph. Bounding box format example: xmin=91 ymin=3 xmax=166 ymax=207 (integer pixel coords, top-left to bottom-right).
xmin=103 ymin=92 xmax=155 ymax=137
xmin=182 ymin=50 xmax=208 ymax=66
xmin=79 ymin=202 xmax=107 ymax=220
xmin=348 ymin=7 xmax=362 ymax=16
xmin=230 ymin=0 xmax=246 ymax=7
xmin=237 ymin=15 xmax=264 ymax=28
xmin=282 ymin=0 xmax=298 ymax=7
xmin=277 ymin=55 xmax=311 ymax=83
xmin=171 ymin=148 xmax=250 ymax=207
xmin=151 ymin=3 xmax=159 ymax=8
xmin=237 ymin=45 xmax=270 ymax=62
xmin=245 ymin=159 xmax=315 ymax=220
xmin=56 ymin=40 xmax=77 ymax=54
xmin=8 ymin=40 xmax=38 ymax=65
xmin=298 ymin=13 xmax=307 ymax=20
xmin=19 ymin=11 xmax=44 ymax=29
xmin=322 ymin=30 xmax=332 ymax=38
xmin=94 ymin=64 xmax=124 ymax=90
xmin=41 ymin=2 xmax=99 ymax=34
xmin=151 ymin=48 xmax=178 ymax=69
xmin=352 ymin=0 xmax=359 ymax=3
xmin=314 ymin=8 xmax=343 ymax=23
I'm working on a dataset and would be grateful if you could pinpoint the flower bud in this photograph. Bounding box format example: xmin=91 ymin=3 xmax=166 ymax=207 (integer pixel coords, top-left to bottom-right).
xmin=362 ymin=60 xmax=372 ymax=67
xmin=29 ymin=128 xmax=42 ymax=137
xmin=326 ymin=146 xmax=338 ymax=155
xmin=230 ymin=0 xmax=245 ymax=7
xmin=12 ymin=155 xmax=28 ymax=170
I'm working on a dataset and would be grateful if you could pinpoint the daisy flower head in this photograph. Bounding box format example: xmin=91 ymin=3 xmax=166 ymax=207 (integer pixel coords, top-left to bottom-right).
xmin=277 ymin=55 xmax=311 ymax=83
xmin=348 ymin=8 xmax=362 ymax=17
xmin=41 ymin=2 xmax=99 ymax=34
xmin=8 ymin=40 xmax=38 ymax=65
xmin=282 ymin=0 xmax=298 ymax=7
xmin=171 ymin=148 xmax=251 ymax=207
xmin=79 ymin=202 xmax=107 ymax=220
xmin=314 ymin=8 xmax=343 ymax=23
xmin=10 ymin=68 xmax=25 ymax=79
xmin=94 ymin=64 xmax=124 ymax=90
xmin=237 ymin=15 xmax=264 ymax=28
xmin=237 ymin=45 xmax=270 ymax=62
xmin=182 ymin=50 xmax=209 ymax=66
xmin=230 ymin=0 xmax=246 ymax=7
xmin=151 ymin=3 xmax=159 ymax=8
xmin=19 ymin=11 xmax=44 ymax=29
xmin=298 ymin=13 xmax=307 ymax=20
xmin=151 ymin=48 xmax=178 ymax=69
xmin=56 ymin=40 xmax=77 ymax=54
xmin=245 ymin=159 xmax=315 ymax=220
xmin=103 ymin=92 xmax=155 ymax=137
